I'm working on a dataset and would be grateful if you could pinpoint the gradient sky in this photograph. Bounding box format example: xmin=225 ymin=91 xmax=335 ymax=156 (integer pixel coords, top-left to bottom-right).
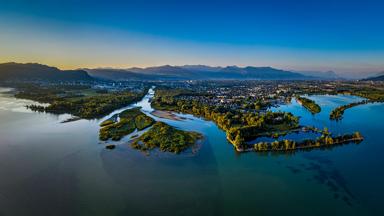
xmin=1 ymin=0 xmax=384 ymax=77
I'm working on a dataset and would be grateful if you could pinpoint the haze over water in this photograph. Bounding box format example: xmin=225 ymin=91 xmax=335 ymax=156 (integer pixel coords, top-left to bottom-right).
xmin=1 ymin=88 xmax=383 ymax=215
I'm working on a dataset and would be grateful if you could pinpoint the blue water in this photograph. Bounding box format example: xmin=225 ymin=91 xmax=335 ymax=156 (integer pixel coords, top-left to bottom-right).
xmin=0 ymin=89 xmax=383 ymax=215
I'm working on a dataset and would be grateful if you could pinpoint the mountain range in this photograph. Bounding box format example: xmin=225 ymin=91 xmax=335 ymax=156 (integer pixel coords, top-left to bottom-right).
xmin=362 ymin=72 xmax=384 ymax=81
xmin=85 ymin=65 xmax=311 ymax=80
xmin=4 ymin=62 xmax=380 ymax=82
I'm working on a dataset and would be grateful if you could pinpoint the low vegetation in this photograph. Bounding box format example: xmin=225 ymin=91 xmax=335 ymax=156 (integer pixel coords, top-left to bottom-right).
xmin=15 ymin=84 xmax=147 ymax=119
xmin=131 ymin=122 xmax=202 ymax=154
xmin=99 ymin=107 xmax=154 ymax=141
xmin=345 ymin=87 xmax=384 ymax=101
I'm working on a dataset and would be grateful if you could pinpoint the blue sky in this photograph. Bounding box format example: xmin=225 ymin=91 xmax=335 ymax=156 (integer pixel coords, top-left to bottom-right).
xmin=0 ymin=0 xmax=383 ymax=77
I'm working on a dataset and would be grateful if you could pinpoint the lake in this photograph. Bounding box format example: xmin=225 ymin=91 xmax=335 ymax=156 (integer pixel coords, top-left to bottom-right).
xmin=0 ymin=88 xmax=383 ymax=216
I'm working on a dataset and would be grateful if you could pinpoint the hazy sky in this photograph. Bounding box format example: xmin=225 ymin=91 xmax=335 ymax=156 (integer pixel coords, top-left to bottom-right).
xmin=1 ymin=0 xmax=383 ymax=77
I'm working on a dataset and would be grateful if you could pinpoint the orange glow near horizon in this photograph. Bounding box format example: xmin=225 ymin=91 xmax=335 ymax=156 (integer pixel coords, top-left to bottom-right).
xmin=1 ymin=17 xmax=384 ymax=78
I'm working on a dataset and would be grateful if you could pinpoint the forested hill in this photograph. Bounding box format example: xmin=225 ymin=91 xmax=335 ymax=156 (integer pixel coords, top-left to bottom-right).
xmin=0 ymin=62 xmax=93 ymax=82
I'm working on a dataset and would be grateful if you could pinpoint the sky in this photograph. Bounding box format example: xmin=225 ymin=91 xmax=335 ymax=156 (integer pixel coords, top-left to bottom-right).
xmin=0 ymin=0 xmax=383 ymax=78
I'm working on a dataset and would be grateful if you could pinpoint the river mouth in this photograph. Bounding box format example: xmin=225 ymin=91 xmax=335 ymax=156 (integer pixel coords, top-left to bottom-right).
xmin=1 ymin=87 xmax=384 ymax=215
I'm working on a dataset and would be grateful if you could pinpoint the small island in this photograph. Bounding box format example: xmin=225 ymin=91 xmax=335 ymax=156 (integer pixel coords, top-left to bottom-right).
xmin=330 ymin=100 xmax=370 ymax=121
xmin=131 ymin=122 xmax=203 ymax=154
xmin=99 ymin=107 xmax=154 ymax=141
xmin=296 ymin=96 xmax=321 ymax=114
xmin=105 ymin=144 xmax=116 ymax=150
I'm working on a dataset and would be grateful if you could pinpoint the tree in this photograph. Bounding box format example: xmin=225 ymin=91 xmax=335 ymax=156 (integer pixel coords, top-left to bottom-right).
xmin=325 ymin=136 xmax=334 ymax=145
xmin=354 ymin=131 xmax=362 ymax=139
xmin=234 ymin=133 xmax=244 ymax=147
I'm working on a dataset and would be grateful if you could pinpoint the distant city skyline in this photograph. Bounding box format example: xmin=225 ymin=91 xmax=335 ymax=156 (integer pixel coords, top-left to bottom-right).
xmin=1 ymin=0 xmax=383 ymax=78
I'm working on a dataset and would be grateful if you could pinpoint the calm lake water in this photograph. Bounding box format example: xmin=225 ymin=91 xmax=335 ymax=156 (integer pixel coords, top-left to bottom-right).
xmin=0 ymin=88 xmax=383 ymax=216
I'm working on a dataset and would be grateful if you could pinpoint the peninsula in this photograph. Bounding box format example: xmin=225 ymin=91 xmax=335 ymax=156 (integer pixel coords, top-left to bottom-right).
xmin=296 ymin=96 xmax=321 ymax=114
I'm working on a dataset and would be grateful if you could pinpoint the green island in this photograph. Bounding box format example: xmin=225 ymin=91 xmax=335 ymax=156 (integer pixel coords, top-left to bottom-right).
xmin=15 ymin=84 xmax=147 ymax=119
xmin=131 ymin=121 xmax=203 ymax=154
xmin=296 ymin=96 xmax=321 ymax=114
xmin=99 ymin=107 xmax=155 ymax=141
